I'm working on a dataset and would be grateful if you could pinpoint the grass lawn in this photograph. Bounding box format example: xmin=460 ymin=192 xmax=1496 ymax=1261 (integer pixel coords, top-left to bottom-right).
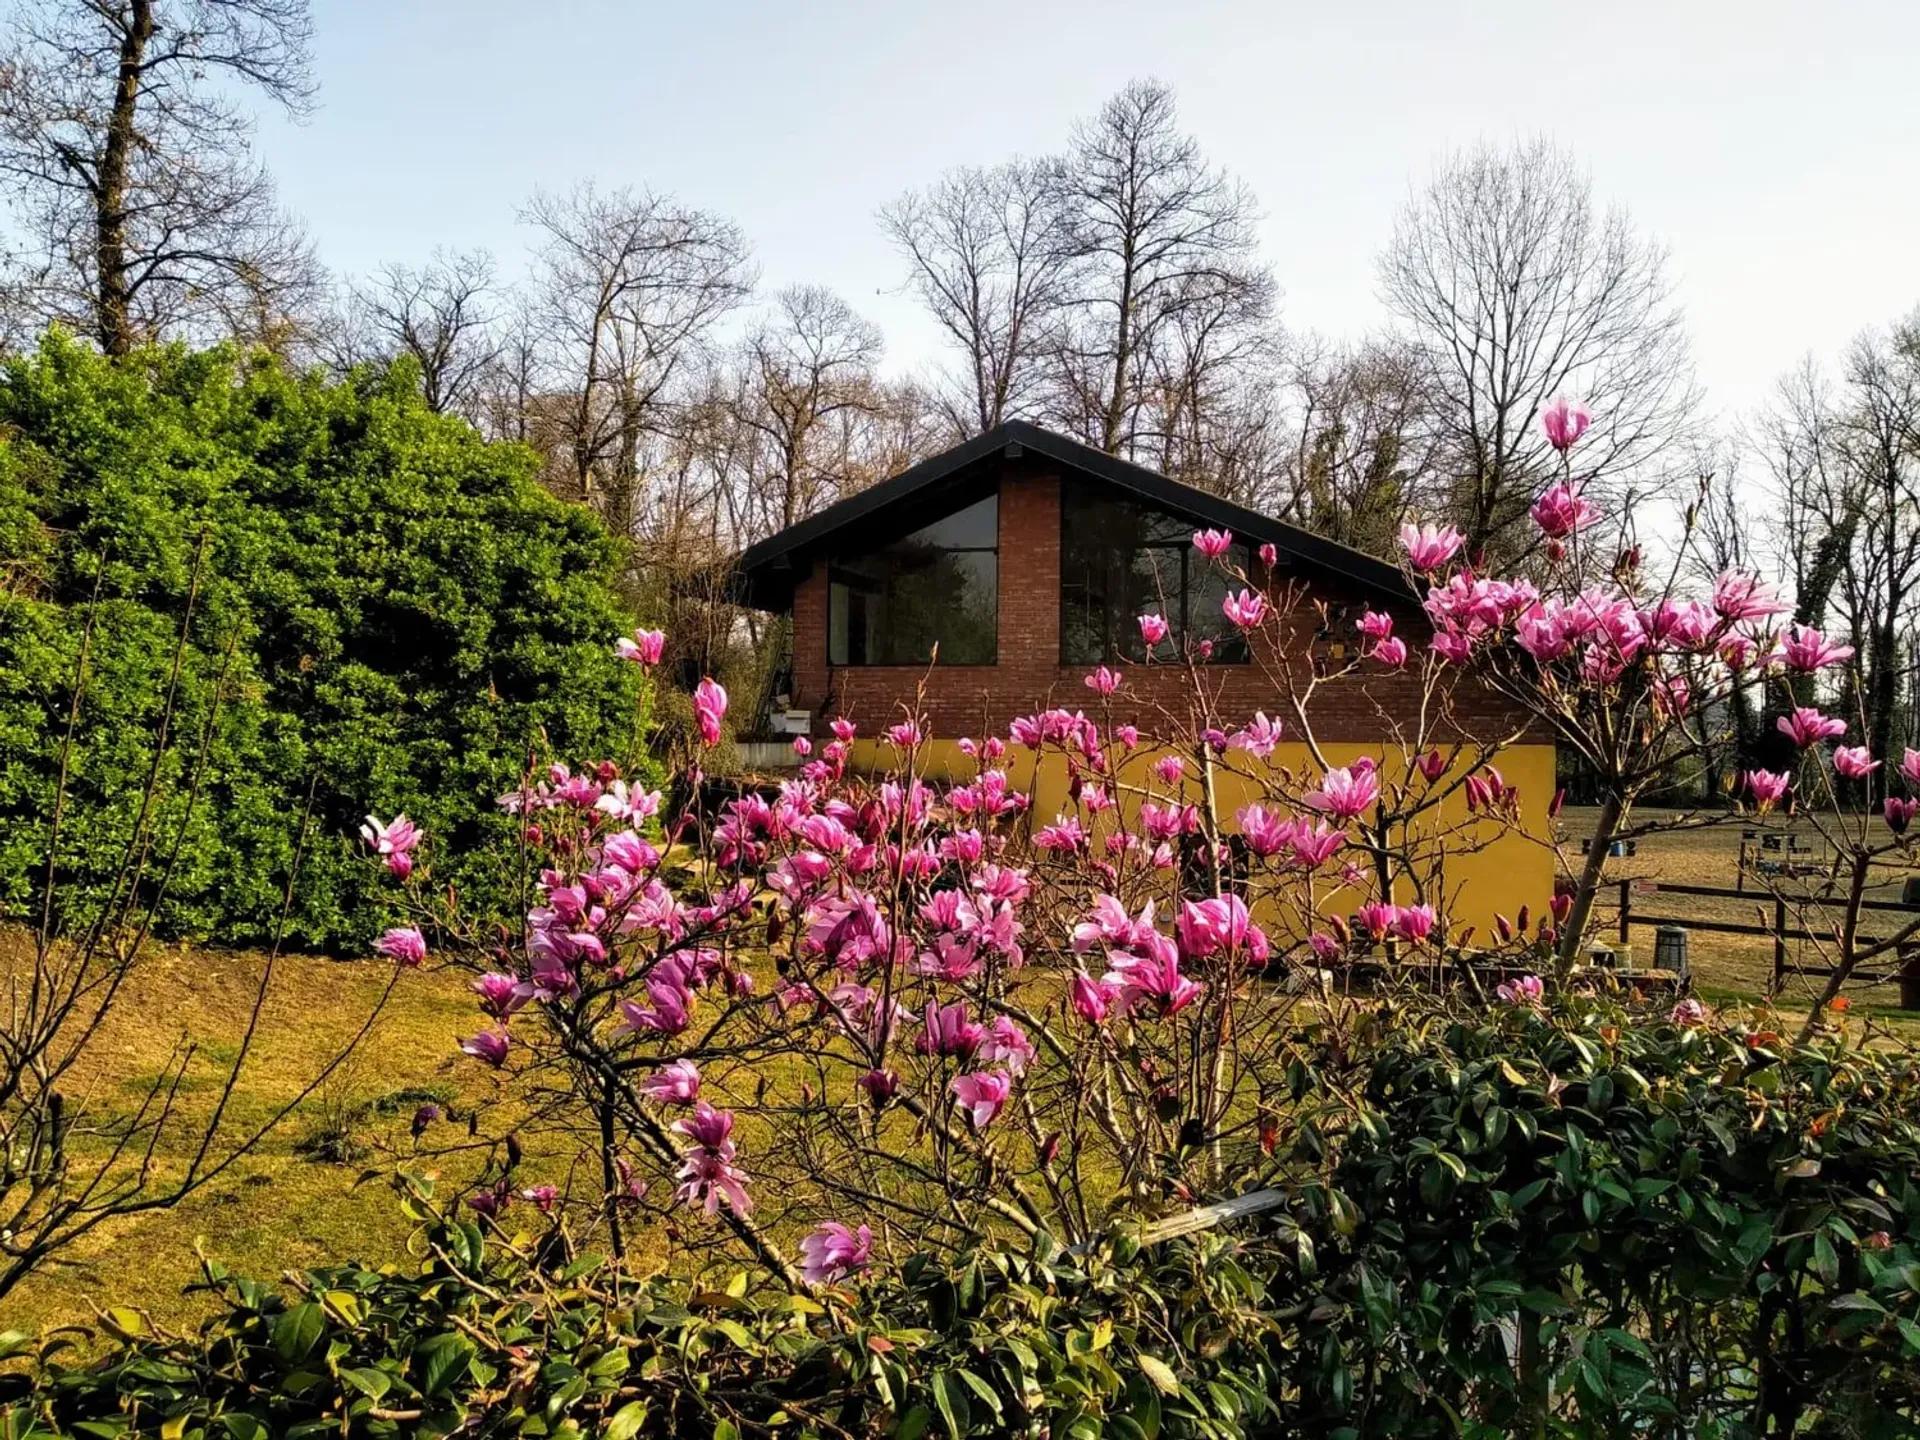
xmin=1555 ymin=805 xmax=1920 ymax=1031
xmin=0 ymin=942 xmax=492 ymax=1337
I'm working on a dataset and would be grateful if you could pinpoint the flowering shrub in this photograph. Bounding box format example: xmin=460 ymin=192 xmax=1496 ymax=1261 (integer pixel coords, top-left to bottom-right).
xmin=349 ymin=392 xmax=1920 ymax=1294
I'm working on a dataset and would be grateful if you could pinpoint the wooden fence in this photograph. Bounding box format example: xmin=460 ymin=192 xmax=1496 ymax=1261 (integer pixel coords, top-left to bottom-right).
xmin=1603 ymin=878 xmax=1920 ymax=990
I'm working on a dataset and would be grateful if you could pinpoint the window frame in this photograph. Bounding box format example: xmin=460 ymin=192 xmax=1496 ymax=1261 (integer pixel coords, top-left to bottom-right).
xmin=1057 ymin=480 xmax=1253 ymax=666
xmin=826 ymin=489 xmax=1000 ymax=668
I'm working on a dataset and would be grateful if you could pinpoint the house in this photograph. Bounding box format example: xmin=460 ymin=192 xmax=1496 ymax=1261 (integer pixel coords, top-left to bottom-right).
xmin=734 ymin=421 xmax=1553 ymax=930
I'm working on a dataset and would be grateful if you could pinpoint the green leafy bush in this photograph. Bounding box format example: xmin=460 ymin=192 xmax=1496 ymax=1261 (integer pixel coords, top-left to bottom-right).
xmin=3 ymin=1175 xmax=1283 ymax=1440
xmin=1279 ymin=995 xmax=1920 ymax=1435
xmin=0 ymin=334 xmax=647 ymax=949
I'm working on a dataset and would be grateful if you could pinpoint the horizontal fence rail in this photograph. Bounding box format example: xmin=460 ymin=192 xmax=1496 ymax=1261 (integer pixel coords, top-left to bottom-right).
xmin=1601 ymin=878 xmax=1920 ymax=988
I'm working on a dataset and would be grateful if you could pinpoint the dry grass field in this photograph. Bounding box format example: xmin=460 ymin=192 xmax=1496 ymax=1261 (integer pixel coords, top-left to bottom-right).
xmin=4 ymin=807 xmax=1915 ymax=1338
xmin=0 ymin=945 xmax=494 ymax=1338
xmin=1553 ymin=806 xmax=1919 ymax=1018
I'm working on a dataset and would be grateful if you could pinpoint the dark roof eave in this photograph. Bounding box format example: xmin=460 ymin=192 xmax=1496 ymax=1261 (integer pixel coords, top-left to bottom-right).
xmin=731 ymin=420 xmax=1419 ymax=611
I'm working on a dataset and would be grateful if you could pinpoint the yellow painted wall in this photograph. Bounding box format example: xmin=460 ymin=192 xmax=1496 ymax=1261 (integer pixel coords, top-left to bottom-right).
xmin=845 ymin=739 xmax=1557 ymax=939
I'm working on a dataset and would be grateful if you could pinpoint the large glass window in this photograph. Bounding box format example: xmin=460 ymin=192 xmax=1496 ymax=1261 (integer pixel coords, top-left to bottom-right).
xmin=828 ymin=492 xmax=998 ymax=666
xmin=1060 ymin=480 xmax=1250 ymax=664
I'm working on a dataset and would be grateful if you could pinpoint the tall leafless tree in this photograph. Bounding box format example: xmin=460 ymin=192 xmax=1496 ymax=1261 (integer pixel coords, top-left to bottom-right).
xmin=880 ymin=158 xmax=1071 ymax=436
xmin=1274 ymin=334 xmax=1442 ymax=553
xmin=518 ymin=183 xmax=754 ymax=534
xmin=0 ymin=0 xmax=323 ymax=354
xmin=724 ymin=285 xmax=887 ymax=535
xmin=335 ymin=248 xmax=500 ymax=417
xmin=1047 ymin=80 xmax=1275 ymax=461
xmin=1379 ymin=137 xmax=1695 ymax=559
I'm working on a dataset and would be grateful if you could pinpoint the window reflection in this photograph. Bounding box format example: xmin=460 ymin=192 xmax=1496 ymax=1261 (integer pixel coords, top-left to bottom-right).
xmin=828 ymin=492 xmax=998 ymax=666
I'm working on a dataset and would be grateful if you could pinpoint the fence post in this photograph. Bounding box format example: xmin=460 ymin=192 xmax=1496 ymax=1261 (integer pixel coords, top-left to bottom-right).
xmin=1616 ymin=878 xmax=1631 ymax=944
xmin=1773 ymin=895 xmax=1788 ymax=988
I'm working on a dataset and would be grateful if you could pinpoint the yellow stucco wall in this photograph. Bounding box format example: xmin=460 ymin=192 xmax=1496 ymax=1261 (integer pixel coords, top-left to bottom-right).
xmin=844 ymin=739 xmax=1557 ymax=939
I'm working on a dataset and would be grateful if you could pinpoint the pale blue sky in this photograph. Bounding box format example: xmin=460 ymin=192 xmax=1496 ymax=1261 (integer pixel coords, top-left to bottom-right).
xmin=262 ymin=0 xmax=1920 ymax=418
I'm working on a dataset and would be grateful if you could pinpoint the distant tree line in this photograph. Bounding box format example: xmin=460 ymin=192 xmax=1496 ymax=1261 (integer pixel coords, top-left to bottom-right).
xmin=1 ymin=0 xmax=1915 ymax=770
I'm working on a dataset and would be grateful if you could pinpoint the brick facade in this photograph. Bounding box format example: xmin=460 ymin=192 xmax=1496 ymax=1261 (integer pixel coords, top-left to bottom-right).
xmin=787 ymin=460 xmax=1527 ymax=744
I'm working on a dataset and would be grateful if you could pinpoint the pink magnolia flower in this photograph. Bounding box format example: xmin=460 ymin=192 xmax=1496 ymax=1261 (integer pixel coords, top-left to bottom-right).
xmin=461 ymin=1028 xmax=509 ymax=1066
xmin=360 ymin=814 xmax=420 ymax=878
xmin=1368 ymin=636 xmax=1409 ymax=667
xmin=830 ymin=717 xmax=857 ymax=742
xmin=1033 ymin=814 xmax=1087 ymax=852
xmin=1235 ymin=803 xmax=1290 ymax=858
xmin=1175 ymin=894 xmax=1268 ymax=963
xmin=1305 ymin=764 xmax=1380 ymax=822
xmin=692 ymin=678 xmax=728 ymax=747
xmin=1777 ymin=707 xmax=1846 ymax=749
xmin=1744 ymin=769 xmax=1791 ymax=812
xmin=1192 ymin=528 xmax=1234 ymax=559
xmin=615 ymin=628 xmax=667 ymax=665
xmin=520 ymin=1184 xmax=558 ymax=1213
xmin=1152 ymin=755 xmax=1186 ymax=786
xmin=1357 ymin=610 xmax=1394 ymax=640
xmin=1903 ymin=748 xmax=1920 ymax=789
xmin=673 ymin=1105 xmax=751 ymax=1216
xmin=374 ymin=926 xmax=427 ymax=966
xmin=799 ymin=1221 xmax=873 ymax=1286
xmin=471 ymin=972 xmax=525 ymax=1019
xmin=1222 ymin=588 xmax=1268 ymax=629
xmin=981 ymin=1015 xmax=1037 ymax=1075
xmin=1259 ymin=542 xmax=1278 ymax=568
xmin=1540 ymin=396 xmax=1591 ymax=452
xmin=1417 ymin=748 xmax=1447 ymax=782
xmin=1496 ymin=974 xmax=1545 ymax=1006
xmin=1775 ymin=625 xmax=1856 ymax=673
xmin=1069 ymin=970 xmax=1113 ymax=1023
xmin=1227 ymin=711 xmax=1283 ymax=758
xmin=918 ymin=1000 xmax=985 ymax=1060
xmin=1392 ymin=903 xmax=1436 ymax=945
xmin=951 ymin=1070 xmax=1012 ymax=1128
xmin=1884 ymin=797 xmax=1917 ymax=834
xmin=1669 ymin=997 xmax=1708 ymax=1026
xmin=1138 ymin=613 xmax=1170 ymax=647
xmin=1833 ymin=746 xmax=1879 ymax=779
xmin=1399 ymin=522 xmax=1465 ymax=572
xmin=1084 ymin=666 xmax=1122 ymax=696
xmin=1355 ymin=902 xmax=1395 ymax=942
xmin=1530 ymin=481 xmax=1597 ymax=539
xmin=1104 ymin=947 xmax=1204 ymax=1017
xmin=640 ymin=1059 xmax=702 ymax=1105
xmin=1712 ymin=572 xmax=1787 ymax=623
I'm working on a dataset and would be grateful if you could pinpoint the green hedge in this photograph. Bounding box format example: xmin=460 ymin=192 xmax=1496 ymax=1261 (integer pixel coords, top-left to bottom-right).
xmin=0 ymin=334 xmax=646 ymax=950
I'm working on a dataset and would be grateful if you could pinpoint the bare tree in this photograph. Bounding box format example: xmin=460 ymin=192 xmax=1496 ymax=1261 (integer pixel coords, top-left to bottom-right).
xmin=519 ymin=183 xmax=754 ymax=534
xmin=1379 ymin=137 xmax=1695 ymax=558
xmin=0 ymin=0 xmax=323 ymax=354
xmin=725 ymin=285 xmax=886 ymax=534
xmin=1274 ymin=334 xmax=1441 ymax=553
xmin=1047 ymin=80 xmax=1275 ymax=460
xmin=880 ymin=158 xmax=1071 ymax=436
xmin=338 ymin=248 xmax=499 ymax=417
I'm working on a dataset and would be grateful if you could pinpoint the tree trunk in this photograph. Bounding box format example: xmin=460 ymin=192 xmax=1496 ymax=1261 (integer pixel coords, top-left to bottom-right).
xmin=96 ymin=0 xmax=155 ymax=356
xmin=1556 ymin=789 xmax=1624 ymax=971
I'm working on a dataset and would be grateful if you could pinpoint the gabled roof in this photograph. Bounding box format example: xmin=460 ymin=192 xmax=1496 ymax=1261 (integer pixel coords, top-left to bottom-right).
xmin=732 ymin=419 xmax=1417 ymax=611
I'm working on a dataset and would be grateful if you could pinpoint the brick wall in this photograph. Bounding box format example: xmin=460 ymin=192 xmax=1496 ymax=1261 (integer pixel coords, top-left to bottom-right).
xmin=788 ymin=460 xmax=1527 ymax=744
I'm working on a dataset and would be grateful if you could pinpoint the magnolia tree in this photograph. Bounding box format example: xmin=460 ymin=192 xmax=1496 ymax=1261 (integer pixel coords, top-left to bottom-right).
xmin=356 ymin=399 xmax=1917 ymax=1285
